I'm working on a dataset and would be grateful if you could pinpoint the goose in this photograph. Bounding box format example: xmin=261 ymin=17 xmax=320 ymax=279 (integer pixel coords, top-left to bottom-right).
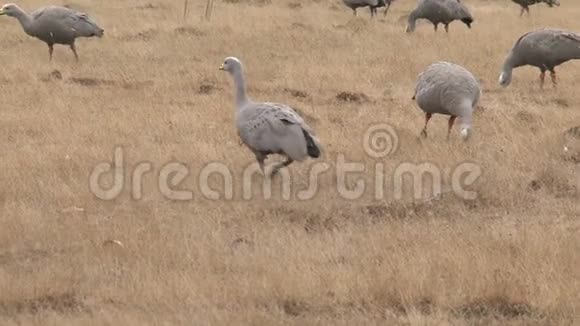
xmin=372 ymin=0 xmax=396 ymax=17
xmin=511 ymin=0 xmax=560 ymax=16
xmin=219 ymin=57 xmax=322 ymax=176
xmin=0 ymin=3 xmax=104 ymax=61
xmin=499 ymin=28 xmax=580 ymax=88
xmin=412 ymin=61 xmax=481 ymax=141
xmin=342 ymin=0 xmax=386 ymax=18
xmin=406 ymin=0 xmax=473 ymax=33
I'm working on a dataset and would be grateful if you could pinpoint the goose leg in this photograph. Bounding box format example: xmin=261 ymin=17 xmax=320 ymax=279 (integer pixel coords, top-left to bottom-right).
xmin=70 ymin=43 xmax=79 ymax=61
xmin=444 ymin=24 xmax=449 ymax=33
xmin=255 ymin=153 xmax=266 ymax=174
xmin=550 ymin=70 xmax=557 ymax=87
xmin=525 ymin=7 xmax=530 ymax=16
xmin=447 ymin=116 xmax=457 ymax=141
xmin=48 ymin=44 xmax=54 ymax=61
xmin=353 ymin=8 xmax=357 ymax=16
xmin=271 ymin=158 xmax=294 ymax=176
xmin=433 ymin=23 xmax=438 ymax=32
xmin=420 ymin=113 xmax=432 ymax=138
xmin=384 ymin=3 xmax=390 ymax=16
xmin=519 ymin=7 xmax=524 ymax=16
xmin=539 ymin=70 xmax=546 ymax=89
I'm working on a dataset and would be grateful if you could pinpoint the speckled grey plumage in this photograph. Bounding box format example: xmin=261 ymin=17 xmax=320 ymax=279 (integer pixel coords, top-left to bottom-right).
xmin=412 ymin=61 xmax=481 ymax=141
xmin=499 ymin=28 xmax=580 ymax=88
xmin=0 ymin=3 xmax=103 ymax=61
xmin=219 ymin=57 xmax=322 ymax=176
xmin=406 ymin=0 xmax=473 ymax=33
xmin=511 ymin=0 xmax=560 ymax=16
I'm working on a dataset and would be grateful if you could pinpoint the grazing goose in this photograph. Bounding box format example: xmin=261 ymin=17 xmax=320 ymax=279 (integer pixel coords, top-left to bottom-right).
xmin=373 ymin=0 xmax=396 ymax=17
xmin=342 ymin=0 xmax=385 ymax=18
xmin=511 ymin=0 xmax=560 ymax=16
xmin=219 ymin=57 xmax=322 ymax=176
xmin=499 ymin=28 xmax=580 ymax=89
xmin=406 ymin=0 xmax=473 ymax=33
xmin=412 ymin=61 xmax=481 ymax=141
xmin=0 ymin=3 xmax=104 ymax=61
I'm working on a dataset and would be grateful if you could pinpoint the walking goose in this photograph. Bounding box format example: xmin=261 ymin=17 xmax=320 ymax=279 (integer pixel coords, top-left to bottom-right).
xmin=219 ymin=57 xmax=322 ymax=176
xmin=0 ymin=3 xmax=104 ymax=61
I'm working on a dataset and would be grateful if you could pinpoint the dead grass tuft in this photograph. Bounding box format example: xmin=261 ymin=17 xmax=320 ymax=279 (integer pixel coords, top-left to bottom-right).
xmin=335 ymin=91 xmax=370 ymax=103
xmin=283 ymin=87 xmax=309 ymax=99
xmin=455 ymin=296 xmax=538 ymax=319
xmin=0 ymin=292 xmax=86 ymax=315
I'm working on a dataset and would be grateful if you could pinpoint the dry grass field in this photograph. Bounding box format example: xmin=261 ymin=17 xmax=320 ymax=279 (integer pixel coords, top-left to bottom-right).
xmin=0 ymin=0 xmax=579 ymax=324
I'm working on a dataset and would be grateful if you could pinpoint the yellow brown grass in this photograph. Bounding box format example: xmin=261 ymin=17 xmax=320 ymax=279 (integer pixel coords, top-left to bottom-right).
xmin=0 ymin=0 xmax=578 ymax=324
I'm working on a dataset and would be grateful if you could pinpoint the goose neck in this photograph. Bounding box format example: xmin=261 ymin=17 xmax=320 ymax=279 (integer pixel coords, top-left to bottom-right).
xmin=459 ymin=104 xmax=473 ymax=132
xmin=502 ymin=52 xmax=517 ymax=72
xmin=232 ymin=69 xmax=249 ymax=108
xmin=407 ymin=10 xmax=417 ymax=31
xmin=12 ymin=9 xmax=33 ymax=34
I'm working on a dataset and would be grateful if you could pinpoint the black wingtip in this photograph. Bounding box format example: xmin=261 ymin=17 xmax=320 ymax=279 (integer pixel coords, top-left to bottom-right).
xmin=302 ymin=129 xmax=321 ymax=158
xmin=308 ymin=146 xmax=321 ymax=158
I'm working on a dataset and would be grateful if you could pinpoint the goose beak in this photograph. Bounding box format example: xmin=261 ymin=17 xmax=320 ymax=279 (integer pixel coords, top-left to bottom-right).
xmin=219 ymin=64 xmax=224 ymax=71
xmin=498 ymin=72 xmax=508 ymax=87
